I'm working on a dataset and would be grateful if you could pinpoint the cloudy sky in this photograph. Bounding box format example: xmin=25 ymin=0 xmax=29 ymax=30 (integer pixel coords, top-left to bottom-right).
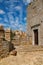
xmin=0 ymin=0 xmax=31 ymax=32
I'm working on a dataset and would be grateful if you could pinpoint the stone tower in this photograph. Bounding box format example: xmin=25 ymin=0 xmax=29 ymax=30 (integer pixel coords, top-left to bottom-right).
xmin=27 ymin=0 xmax=43 ymax=45
xmin=5 ymin=28 xmax=11 ymax=42
xmin=0 ymin=25 xmax=4 ymax=43
xmin=0 ymin=25 xmax=9 ymax=58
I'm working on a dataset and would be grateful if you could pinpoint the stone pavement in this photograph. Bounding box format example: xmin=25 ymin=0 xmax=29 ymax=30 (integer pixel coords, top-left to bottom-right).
xmin=0 ymin=45 xmax=43 ymax=65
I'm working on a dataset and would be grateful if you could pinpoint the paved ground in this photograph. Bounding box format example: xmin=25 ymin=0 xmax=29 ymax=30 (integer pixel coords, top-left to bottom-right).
xmin=0 ymin=45 xmax=43 ymax=65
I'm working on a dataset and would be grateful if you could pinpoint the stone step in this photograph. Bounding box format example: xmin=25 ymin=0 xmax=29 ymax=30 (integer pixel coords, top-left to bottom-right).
xmin=16 ymin=45 xmax=43 ymax=52
xmin=0 ymin=52 xmax=9 ymax=58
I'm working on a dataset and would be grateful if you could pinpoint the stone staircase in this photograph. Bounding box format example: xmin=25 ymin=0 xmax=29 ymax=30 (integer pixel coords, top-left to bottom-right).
xmin=16 ymin=45 xmax=43 ymax=52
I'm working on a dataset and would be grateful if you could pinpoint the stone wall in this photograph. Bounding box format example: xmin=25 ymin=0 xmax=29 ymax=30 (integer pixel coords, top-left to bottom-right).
xmin=5 ymin=28 xmax=11 ymax=42
xmin=5 ymin=29 xmax=14 ymax=52
xmin=40 ymin=14 xmax=43 ymax=45
xmin=27 ymin=0 xmax=43 ymax=45
xmin=0 ymin=41 xmax=9 ymax=58
xmin=11 ymin=31 xmax=28 ymax=46
xmin=0 ymin=26 xmax=10 ymax=58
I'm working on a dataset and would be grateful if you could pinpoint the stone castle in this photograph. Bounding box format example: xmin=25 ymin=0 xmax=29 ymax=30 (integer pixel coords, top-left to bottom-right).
xmin=0 ymin=25 xmax=27 ymax=58
xmin=0 ymin=0 xmax=43 ymax=58
xmin=27 ymin=0 xmax=43 ymax=45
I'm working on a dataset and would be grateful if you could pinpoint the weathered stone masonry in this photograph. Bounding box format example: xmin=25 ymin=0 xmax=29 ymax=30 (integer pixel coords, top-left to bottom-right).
xmin=0 ymin=26 xmax=9 ymax=58
xmin=27 ymin=0 xmax=43 ymax=45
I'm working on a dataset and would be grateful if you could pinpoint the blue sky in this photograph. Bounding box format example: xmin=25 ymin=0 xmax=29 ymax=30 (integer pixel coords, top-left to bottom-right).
xmin=0 ymin=0 xmax=31 ymax=32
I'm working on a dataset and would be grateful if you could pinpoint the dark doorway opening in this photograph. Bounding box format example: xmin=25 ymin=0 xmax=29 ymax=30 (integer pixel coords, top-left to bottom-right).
xmin=34 ymin=29 xmax=38 ymax=45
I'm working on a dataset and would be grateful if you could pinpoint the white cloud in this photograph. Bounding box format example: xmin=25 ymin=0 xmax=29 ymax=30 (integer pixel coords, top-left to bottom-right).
xmin=0 ymin=9 xmax=5 ymax=14
xmin=23 ymin=0 xmax=33 ymax=5
xmin=27 ymin=0 xmax=33 ymax=3
xmin=7 ymin=13 xmax=15 ymax=25
xmin=18 ymin=24 xmax=26 ymax=31
xmin=13 ymin=0 xmax=20 ymax=2
xmin=10 ymin=17 xmax=19 ymax=28
xmin=0 ymin=23 xmax=6 ymax=26
xmin=3 ymin=15 xmax=9 ymax=23
xmin=10 ymin=0 xmax=20 ymax=3
xmin=15 ymin=6 xmax=21 ymax=10
xmin=19 ymin=27 xmax=23 ymax=30
xmin=0 ymin=18 xmax=2 ymax=20
xmin=9 ymin=16 xmax=26 ymax=31
xmin=4 ymin=18 xmax=8 ymax=23
xmin=15 ymin=17 xmax=19 ymax=23
xmin=26 ymin=0 xmax=30 ymax=3
xmin=0 ymin=0 xmax=3 ymax=3
xmin=24 ymin=17 xmax=27 ymax=21
xmin=11 ymin=17 xmax=19 ymax=26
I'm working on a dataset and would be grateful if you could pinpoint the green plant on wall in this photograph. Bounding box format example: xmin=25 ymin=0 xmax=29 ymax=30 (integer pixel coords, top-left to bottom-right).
xmin=11 ymin=32 xmax=16 ymax=40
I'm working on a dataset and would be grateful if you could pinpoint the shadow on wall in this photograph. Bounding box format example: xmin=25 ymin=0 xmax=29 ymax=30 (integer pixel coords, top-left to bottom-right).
xmin=9 ymin=42 xmax=16 ymax=52
xmin=3 ymin=38 xmax=16 ymax=52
